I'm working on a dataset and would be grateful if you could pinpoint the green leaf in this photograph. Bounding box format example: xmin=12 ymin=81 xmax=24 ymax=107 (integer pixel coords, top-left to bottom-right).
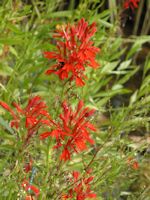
xmin=0 ymin=117 xmax=14 ymax=134
xmin=100 ymin=61 xmax=119 ymax=74
xmin=0 ymin=37 xmax=25 ymax=45
xmin=0 ymin=64 xmax=13 ymax=76
xmin=118 ymin=59 xmax=132 ymax=70
xmin=94 ymin=88 xmax=131 ymax=98
xmin=45 ymin=10 xmax=72 ymax=18
xmin=127 ymin=36 xmax=150 ymax=59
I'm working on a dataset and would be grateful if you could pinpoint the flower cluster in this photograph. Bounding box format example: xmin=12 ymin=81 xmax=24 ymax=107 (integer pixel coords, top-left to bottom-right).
xmin=127 ymin=157 xmax=139 ymax=170
xmin=1 ymin=97 xmax=97 ymax=198
xmin=62 ymin=171 xmax=96 ymax=200
xmin=0 ymin=96 xmax=51 ymax=143
xmin=1 ymin=97 xmax=96 ymax=161
xmin=1 ymin=18 xmax=99 ymax=199
xmin=44 ymin=18 xmax=100 ymax=86
xmin=40 ymin=100 xmax=96 ymax=161
xmin=123 ymin=0 xmax=140 ymax=10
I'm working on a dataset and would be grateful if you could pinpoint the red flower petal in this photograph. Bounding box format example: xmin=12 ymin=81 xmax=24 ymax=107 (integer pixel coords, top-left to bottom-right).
xmin=87 ymin=193 xmax=97 ymax=198
xmin=25 ymin=196 xmax=34 ymax=200
xmin=29 ymin=185 xmax=40 ymax=196
xmin=75 ymin=77 xmax=85 ymax=86
xmin=26 ymin=117 xmax=37 ymax=128
xmin=85 ymin=122 xmax=96 ymax=131
xmin=40 ymin=132 xmax=51 ymax=140
xmin=123 ymin=0 xmax=140 ymax=10
xmin=132 ymin=161 xmax=139 ymax=170
xmin=0 ymin=101 xmax=17 ymax=119
xmin=73 ymin=171 xmax=80 ymax=181
xmin=60 ymin=148 xmax=71 ymax=161
xmin=12 ymin=102 xmax=24 ymax=114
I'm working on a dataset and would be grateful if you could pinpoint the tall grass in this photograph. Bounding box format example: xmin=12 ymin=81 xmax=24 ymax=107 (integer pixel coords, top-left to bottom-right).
xmin=0 ymin=0 xmax=150 ymax=199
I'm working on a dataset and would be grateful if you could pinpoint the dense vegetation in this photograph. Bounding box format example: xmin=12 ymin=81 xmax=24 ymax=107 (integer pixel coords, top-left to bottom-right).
xmin=0 ymin=0 xmax=150 ymax=199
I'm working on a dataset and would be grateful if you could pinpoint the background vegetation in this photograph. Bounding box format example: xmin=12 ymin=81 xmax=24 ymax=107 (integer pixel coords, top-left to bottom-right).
xmin=0 ymin=0 xmax=150 ymax=199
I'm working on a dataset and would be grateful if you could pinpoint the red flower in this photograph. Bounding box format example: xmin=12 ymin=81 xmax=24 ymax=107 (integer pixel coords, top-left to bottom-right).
xmin=25 ymin=196 xmax=34 ymax=200
xmin=24 ymin=159 xmax=33 ymax=173
xmin=44 ymin=18 xmax=100 ymax=86
xmin=63 ymin=171 xmax=96 ymax=200
xmin=0 ymin=96 xmax=51 ymax=143
xmin=127 ymin=157 xmax=139 ymax=170
xmin=22 ymin=180 xmax=40 ymax=197
xmin=123 ymin=0 xmax=140 ymax=10
xmin=40 ymin=100 xmax=96 ymax=161
xmin=132 ymin=161 xmax=139 ymax=170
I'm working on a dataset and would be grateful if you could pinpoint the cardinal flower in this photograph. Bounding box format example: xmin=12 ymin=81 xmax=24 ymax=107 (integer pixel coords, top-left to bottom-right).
xmin=22 ymin=180 xmax=40 ymax=197
xmin=24 ymin=159 xmax=33 ymax=173
xmin=63 ymin=171 xmax=96 ymax=200
xmin=127 ymin=157 xmax=139 ymax=170
xmin=44 ymin=18 xmax=100 ymax=86
xmin=0 ymin=96 xmax=51 ymax=143
xmin=40 ymin=100 xmax=96 ymax=161
xmin=123 ymin=0 xmax=140 ymax=10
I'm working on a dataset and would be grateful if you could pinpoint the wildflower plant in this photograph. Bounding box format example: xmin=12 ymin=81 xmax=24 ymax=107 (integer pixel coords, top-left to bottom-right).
xmin=0 ymin=0 xmax=150 ymax=200
xmin=0 ymin=16 xmax=99 ymax=199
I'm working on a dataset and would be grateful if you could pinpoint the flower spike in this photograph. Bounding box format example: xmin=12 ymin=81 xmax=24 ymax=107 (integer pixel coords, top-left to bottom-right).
xmin=44 ymin=18 xmax=100 ymax=86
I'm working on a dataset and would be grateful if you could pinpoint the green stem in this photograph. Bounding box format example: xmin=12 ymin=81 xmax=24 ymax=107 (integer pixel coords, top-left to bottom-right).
xmin=141 ymin=1 xmax=150 ymax=35
xmin=133 ymin=0 xmax=144 ymax=35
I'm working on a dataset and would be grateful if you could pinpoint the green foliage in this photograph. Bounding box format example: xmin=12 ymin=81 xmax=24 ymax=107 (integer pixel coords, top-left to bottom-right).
xmin=0 ymin=0 xmax=150 ymax=199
